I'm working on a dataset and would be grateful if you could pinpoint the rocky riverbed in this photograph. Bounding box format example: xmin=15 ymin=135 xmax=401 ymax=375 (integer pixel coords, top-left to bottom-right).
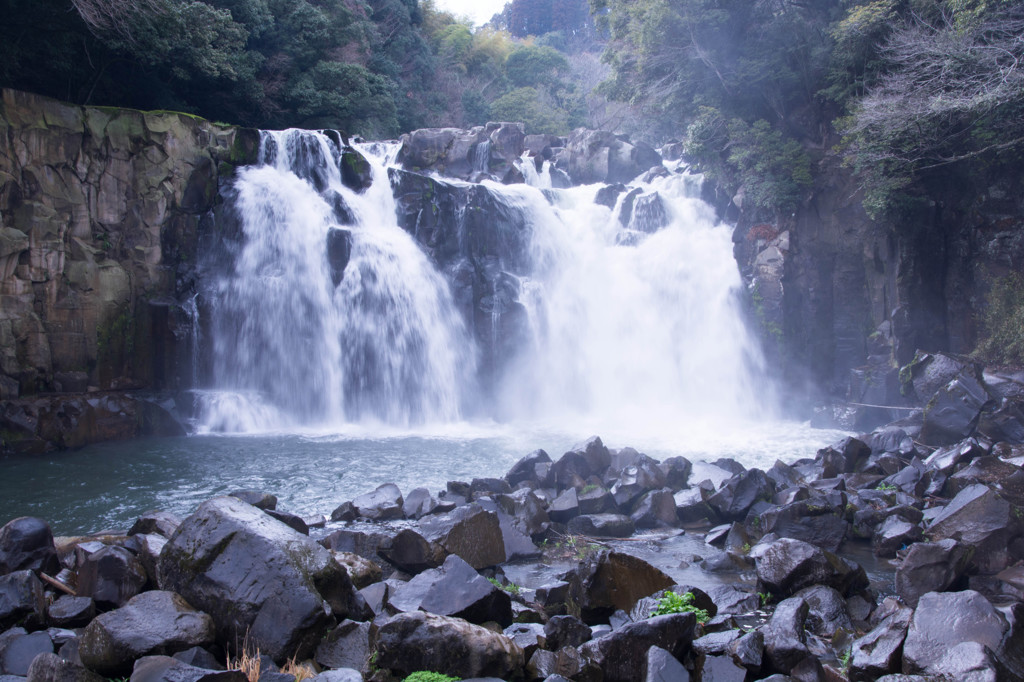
xmin=2 ymin=352 xmax=1024 ymax=681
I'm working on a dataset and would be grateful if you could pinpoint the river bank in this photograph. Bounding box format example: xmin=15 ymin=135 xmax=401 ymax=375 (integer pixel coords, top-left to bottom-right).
xmin=2 ymin=352 xmax=1024 ymax=681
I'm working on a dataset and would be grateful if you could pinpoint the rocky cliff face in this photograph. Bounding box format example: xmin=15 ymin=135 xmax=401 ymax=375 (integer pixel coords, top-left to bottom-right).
xmin=0 ymin=89 xmax=257 ymax=452
xmin=732 ymin=153 xmax=1024 ymax=425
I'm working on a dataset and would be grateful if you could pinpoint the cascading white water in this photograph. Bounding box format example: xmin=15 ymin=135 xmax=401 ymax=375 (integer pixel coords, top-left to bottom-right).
xmin=199 ymin=130 xmax=475 ymax=431
xmin=491 ymin=159 xmax=774 ymax=436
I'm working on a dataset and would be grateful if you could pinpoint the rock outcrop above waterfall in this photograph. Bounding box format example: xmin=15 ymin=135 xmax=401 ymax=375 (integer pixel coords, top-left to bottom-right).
xmin=0 ymin=88 xmax=258 ymax=453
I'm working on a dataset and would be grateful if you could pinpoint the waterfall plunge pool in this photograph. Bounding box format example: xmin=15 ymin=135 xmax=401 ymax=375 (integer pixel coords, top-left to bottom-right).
xmin=0 ymin=420 xmax=848 ymax=536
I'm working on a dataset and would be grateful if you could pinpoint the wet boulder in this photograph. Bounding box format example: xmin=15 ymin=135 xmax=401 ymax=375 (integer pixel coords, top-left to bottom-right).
xmin=419 ymin=504 xmax=506 ymax=569
xmin=921 ymin=373 xmax=994 ymax=445
xmin=526 ymin=647 xmax=593 ymax=680
xmin=79 ymin=591 xmax=215 ymax=676
xmin=373 ymin=612 xmax=524 ymax=680
xmin=474 ymin=497 xmax=539 ymax=561
xmin=402 ymin=487 xmax=442 ymax=520
xmin=565 ymin=129 xmax=662 ymax=185
xmin=548 ymin=488 xmax=580 ymax=523
xmin=1 ymin=630 xmax=52 ymax=676
xmin=925 ymin=483 xmax=1022 ymax=573
xmin=128 ymin=655 xmax=247 ymax=682
xmin=494 ymin=489 xmax=551 ymax=538
xmin=903 ymin=351 xmax=983 ymax=403
xmin=707 ymin=469 xmax=775 ymax=521
xmin=377 ymin=528 xmax=447 ymax=575
xmin=762 ymin=597 xmax=811 ymax=675
xmin=314 ymin=620 xmax=370 ymax=672
xmin=339 ymin=146 xmax=372 ymax=193
xmin=849 ymin=603 xmax=913 ymax=680
xmin=47 ymin=595 xmax=96 ymax=628
xmin=579 ymin=613 xmax=696 ymax=682
xmin=388 ymin=554 xmax=513 ymax=627
xmin=758 ymin=498 xmax=850 ymax=552
xmin=26 ymin=652 xmax=105 ymax=682
xmin=76 ymin=545 xmax=148 ymax=609
xmin=755 ymin=538 xmax=868 ymax=598
xmin=543 ymin=615 xmax=591 ymax=650
xmin=351 ymin=483 xmax=404 ymax=521
xmin=325 ymin=228 xmax=352 ymax=287
xmin=630 ymin=489 xmax=678 ymax=529
xmin=0 ymin=570 xmax=45 ymax=629
xmin=128 ymin=511 xmax=183 ymax=539
xmin=594 ymin=184 xmax=626 ymax=209
xmin=329 ymin=552 xmax=381 ymax=589
xmin=566 ymin=514 xmax=634 ymax=538
xmin=894 ymin=538 xmax=973 ymax=607
xmin=563 ymin=550 xmax=674 ymax=624
xmin=873 ymin=516 xmax=924 ymax=558
xmin=158 ymin=496 xmax=361 ymax=663
xmin=627 ymin=193 xmax=669 ymax=234
xmin=0 ymin=517 xmax=59 ymax=576
xmin=902 ymin=590 xmax=1018 ymax=679
xmin=674 ymin=487 xmax=715 ymax=525
xmin=504 ymin=449 xmax=552 ymax=488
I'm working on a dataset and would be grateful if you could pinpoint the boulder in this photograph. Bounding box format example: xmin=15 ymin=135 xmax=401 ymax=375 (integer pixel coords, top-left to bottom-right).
xmin=504 ymin=449 xmax=552 ymax=488
xmin=377 ymin=529 xmax=446 ymax=575
xmin=474 ymin=497 xmax=540 ymax=561
xmin=373 ymin=612 xmax=524 ymax=680
xmin=926 ymin=483 xmax=1022 ymax=573
xmin=728 ymin=630 xmax=764 ymax=672
xmin=674 ymin=487 xmax=715 ymax=525
xmin=0 ymin=570 xmax=45 ymax=629
xmin=921 ymin=374 xmax=994 ymax=445
xmin=645 ymin=645 xmax=690 ymax=681
xmin=226 ymin=491 xmax=277 ymax=511
xmin=548 ymin=488 xmax=580 ymax=523
xmin=579 ymin=613 xmax=696 ymax=682
xmin=128 ymin=655 xmax=247 ymax=682
xmin=0 ymin=517 xmax=59 ymax=576
xmin=76 ymin=545 xmax=148 ymax=609
xmin=696 ymin=655 xmax=746 ymax=681
xmin=402 ymin=488 xmax=441 ymax=520
xmin=630 ymin=490 xmax=678 ymax=529
xmin=755 ymin=538 xmax=868 ymax=598
xmin=351 ymin=484 xmax=404 ymax=521
xmin=330 ymin=551 xmax=382 ymax=589
xmin=526 ymin=647 xmax=593 ymax=680
xmin=47 ymin=595 xmax=96 ymax=628
xmin=158 ymin=496 xmax=361 ymax=663
xmin=419 ymin=504 xmax=506 ymax=569
xmin=610 ymin=457 xmax=666 ymax=509
xmin=1 ymin=630 xmax=52 ymax=676
xmin=902 ymin=590 xmax=1016 ymax=678
xmin=894 ymin=538 xmax=973 ymax=607
xmin=503 ymin=623 xmax=546 ymax=660
xmin=758 ymin=498 xmax=850 ymax=552
xmin=849 ymin=603 xmax=913 ymax=681
xmin=563 ymin=551 xmax=675 ymax=624
xmin=566 ymin=514 xmax=635 ymax=538
xmin=388 ymin=554 xmax=513 ymax=627
xmin=314 ymin=620 xmax=370 ymax=672
xmin=543 ymin=615 xmax=591 ymax=650
xmin=873 ymin=516 xmax=924 ymax=558
xmin=577 ymin=485 xmax=616 ymax=515
xmin=79 ymin=591 xmax=215 ymax=676
xmin=26 ymin=653 xmax=105 ymax=682
xmin=565 ymin=130 xmax=661 ymax=185
xmin=793 ymin=585 xmax=853 ymax=639
xmin=762 ymin=597 xmax=811 ymax=674
xmin=128 ymin=512 xmax=182 ymax=539
xmin=707 ymin=470 xmax=775 ymax=521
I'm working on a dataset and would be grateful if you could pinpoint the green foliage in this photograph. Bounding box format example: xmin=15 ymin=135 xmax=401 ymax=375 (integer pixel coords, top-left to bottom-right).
xmin=505 ymin=44 xmax=568 ymax=87
xmin=650 ymin=591 xmax=709 ymax=623
xmin=726 ymin=119 xmax=813 ymax=213
xmin=974 ymin=272 xmax=1024 ymax=367
xmin=487 ymin=577 xmax=521 ymax=596
xmin=876 ymin=482 xmax=897 ymax=491
xmin=757 ymin=592 xmax=772 ymax=606
xmin=403 ymin=673 xmax=460 ymax=682
xmin=490 ymin=87 xmax=568 ymax=134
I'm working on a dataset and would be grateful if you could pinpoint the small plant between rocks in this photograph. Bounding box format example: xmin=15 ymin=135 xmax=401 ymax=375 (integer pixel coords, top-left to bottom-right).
xmin=649 ymin=590 xmax=709 ymax=623
xmin=403 ymin=672 xmax=461 ymax=682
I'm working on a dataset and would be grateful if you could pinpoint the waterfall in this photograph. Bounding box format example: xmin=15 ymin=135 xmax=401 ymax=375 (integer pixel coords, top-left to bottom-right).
xmin=199 ymin=130 xmax=476 ymax=431
xmin=473 ymin=140 xmax=491 ymax=173
xmin=198 ymin=129 xmax=774 ymax=436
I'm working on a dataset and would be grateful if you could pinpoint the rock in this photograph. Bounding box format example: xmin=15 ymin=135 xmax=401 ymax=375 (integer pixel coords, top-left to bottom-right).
xmin=872 ymin=516 xmax=924 ymax=558
xmin=503 ymin=623 xmax=545 ymax=659
xmin=330 ymin=551 xmax=382 ymax=589
xmin=610 ymin=456 xmax=666 ymax=509
xmin=388 ymin=554 xmax=512 ymax=627
xmin=548 ymin=489 xmax=580 ymax=523
xmin=894 ymin=538 xmax=973 ymax=607
xmin=579 ymin=613 xmax=695 ymax=682
xmin=926 ymin=483 xmax=1022 ymax=573
xmin=902 ymin=591 xmax=1015 ymax=678
xmin=471 ymin=478 xmax=512 ymax=498
xmin=758 ymin=499 xmax=850 ymax=552
xmin=263 ymin=510 xmax=307 ymax=536
xmin=419 ymin=504 xmax=506 ymax=569
xmin=339 ymin=146 xmax=372 ymax=193
xmin=171 ymin=647 xmax=223 ymax=671
xmin=328 ymin=502 xmax=356 ymax=523
xmin=47 ymin=596 xmax=95 ymax=628
xmin=26 ymin=653 xmax=105 ymax=682
xmin=158 ymin=496 xmax=361 ymax=663
xmin=351 ymin=484 xmax=404 ymax=521
xmin=474 ymin=497 xmax=540 ymax=561
xmin=0 ymin=517 xmax=59 ymax=576
xmin=1 ymin=631 xmax=52 ymax=676
xmin=707 ymin=585 xmax=761 ymax=615
xmin=659 ymin=457 xmax=693 ymax=490
xmin=696 ymin=655 xmax=746 ymax=681
xmin=762 ymin=597 xmax=810 ymax=674
xmin=504 ymin=450 xmax=552 ymax=488
xmin=674 ymin=488 xmax=715 ymax=525
xmin=577 ymin=485 xmax=616 ymax=515
xmin=128 ymin=655 xmax=247 ymax=682
xmin=314 ymin=620 xmax=370 ymax=672
xmin=645 ymin=645 xmax=690 ymax=681
xmin=707 ymin=470 xmax=775 ymax=521
xmin=594 ymin=184 xmax=626 ymax=210
xmin=921 ymin=373 xmax=994 ymax=445
xmin=692 ymin=630 xmax=743 ymax=655
xmin=543 ymin=615 xmax=591 ymax=650
xmin=526 ymin=647 xmax=591 ymax=680
xmin=402 ymin=488 xmax=441 ymax=519
xmin=0 ymin=570 xmax=45 ymax=629
xmin=76 ymin=545 xmax=147 ymax=609
xmin=793 ymin=585 xmax=852 ymax=638
xmin=630 ymin=490 xmax=678 ymax=528
xmin=630 ymin=586 xmax=716 ymax=623
xmin=628 ymin=193 xmax=669 ymax=234
xmin=227 ymin=491 xmax=277 ymax=511
xmin=566 ymin=514 xmax=635 ymax=538
xmin=728 ymin=629 xmax=764 ymax=672
xmin=755 ymin=538 xmax=868 ymax=598
xmin=373 ymin=612 xmax=524 ymax=680
xmin=79 ymin=591 xmax=215 ymax=676
xmin=849 ymin=603 xmax=912 ymax=681
xmin=565 ymin=130 xmax=661 ymax=185
xmin=128 ymin=511 xmax=182 ymax=539
xmin=563 ymin=550 xmax=675 ymax=624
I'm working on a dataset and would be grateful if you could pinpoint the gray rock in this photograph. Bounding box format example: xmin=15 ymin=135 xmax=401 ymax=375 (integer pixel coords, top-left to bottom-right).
xmin=563 ymin=550 xmax=674 ymax=624
xmin=758 ymin=498 xmax=850 ymax=552
xmin=727 ymin=629 xmax=764 ymax=671
xmin=26 ymin=653 xmax=104 ymax=682
xmin=548 ymin=489 xmax=580 ymax=523
xmin=894 ymin=538 xmax=973 ymax=606
xmin=755 ymin=538 xmax=867 ymax=598
xmin=0 ymin=571 xmax=45 ymax=630
xmin=872 ymin=516 xmax=924 ymax=557
xmin=377 ymin=528 xmax=446 ymax=575
xmin=79 ymin=591 xmax=215 ymax=676
xmin=1 ymin=631 xmax=52 ymax=676
xmin=926 ymin=483 xmax=1022 ymax=573
xmin=849 ymin=603 xmax=912 ymax=681
xmin=76 ymin=545 xmax=147 ymax=609
xmin=921 ymin=372 xmax=993 ymax=445
xmin=630 ymin=490 xmax=678 ymax=529
xmin=308 ymin=670 xmax=360 ymax=682
xmin=762 ymin=597 xmax=810 ymax=674
xmin=388 ymin=554 xmax=512 ymax=627
xmin=526 ymin=647 xmax=589 ymax=680
xmin=902 ymin=590 xmax=1011 ymax=677
xmin=794 ymin=585 xmax=853 ymax=638
xmin=314 ymin=620 xmax=369 ymax=672
xmin=402 ymin=488 xmax=441 ymax=519
xmin=697 ymin=655 xmax=746 ymax=681
xmin=707 ymin=469 xmax=775 ymax=522
xmin=579 ymin=613 xmax=695 ymax=682
xmin=566 ymin=514 xmax=635 ymax=538
xmin=158 ymin=496 xmax=361 ymax=663
xmin=128 ymin=656 xmax=246 ymax=682
xmin=504 ymin=449 xmax=552 ymax=488
xmin=128 ymin=511 xmax=183 ymax=538
xmin=419 ymin=504 xmax=506 ymax=569
xmin=171 ymin=647 xmax=223 ymax=671
xmin=373 ymin=612 xmax=524 ymax=680
xmin=543 ymin=615 xmax=591 ymax=650
xmin=645 ymin=646 xmax=691 ymax=682
xmin=0 ymin=518 xmax=59 ymax=576
xmin=351 ymin=484 xmax=403 ymax=521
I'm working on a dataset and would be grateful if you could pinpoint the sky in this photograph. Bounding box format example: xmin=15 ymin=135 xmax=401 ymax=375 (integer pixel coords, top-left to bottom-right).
xmin=433 ymin=0 xmax=507 ymax=26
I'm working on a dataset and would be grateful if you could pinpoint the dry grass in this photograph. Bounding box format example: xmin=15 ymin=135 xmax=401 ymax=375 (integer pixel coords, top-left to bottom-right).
xmin=227 ymin=644 xmax=262 ymax=682
xmin=280 ymin=656 xmax=316 ymax=682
